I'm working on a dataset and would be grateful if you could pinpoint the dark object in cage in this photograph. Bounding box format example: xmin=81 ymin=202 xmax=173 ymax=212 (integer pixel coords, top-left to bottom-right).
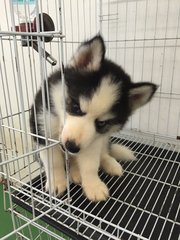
xmin=15 ymin=13 xmax=57 ymax=65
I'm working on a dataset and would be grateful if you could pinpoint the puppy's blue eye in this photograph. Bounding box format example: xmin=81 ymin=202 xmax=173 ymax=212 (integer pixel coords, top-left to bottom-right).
xmin=95 ymin=120 xmax=107 ymax=129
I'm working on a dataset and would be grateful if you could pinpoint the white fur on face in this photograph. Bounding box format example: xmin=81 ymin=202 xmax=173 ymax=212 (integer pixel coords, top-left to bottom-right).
xmin=51 ymin=81 xmax=65 ymax=121
xmin=61 ymin=114 xmax=96 ymax=149
xmin=37 ymin=110 xmax=59 ymax=139
xmin=61 ymin=76 xmax=120 ymax=150
xmin=80 ymin=76 xmax=120 ymax=119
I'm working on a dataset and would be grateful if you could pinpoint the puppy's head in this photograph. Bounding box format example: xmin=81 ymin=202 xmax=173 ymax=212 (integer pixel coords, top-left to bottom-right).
xmin=61 ymin=35 xmax=157 ymax=154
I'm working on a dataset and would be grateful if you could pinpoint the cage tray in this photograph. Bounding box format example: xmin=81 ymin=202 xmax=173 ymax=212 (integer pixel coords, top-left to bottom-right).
xmin=12 ymin=138 xmax=180 ymax=240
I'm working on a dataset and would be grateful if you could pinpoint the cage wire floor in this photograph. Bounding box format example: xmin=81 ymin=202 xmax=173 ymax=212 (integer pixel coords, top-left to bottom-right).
xmin=8 ymin=131 xmax=180 ymax=240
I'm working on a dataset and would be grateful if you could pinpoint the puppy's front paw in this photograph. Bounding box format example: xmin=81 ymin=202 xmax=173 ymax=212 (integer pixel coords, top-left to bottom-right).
xmin=45 ymin=175 xmax=67 ymax=196
xmin=82 ymin=179 xmax=109 ymax=202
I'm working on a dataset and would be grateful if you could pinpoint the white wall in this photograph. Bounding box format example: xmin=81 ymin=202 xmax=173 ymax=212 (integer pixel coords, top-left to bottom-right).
xmin=0 ymin=0 xmax=180 ymax=138
xmin=101 ymin=0 xmax=180 ymax=138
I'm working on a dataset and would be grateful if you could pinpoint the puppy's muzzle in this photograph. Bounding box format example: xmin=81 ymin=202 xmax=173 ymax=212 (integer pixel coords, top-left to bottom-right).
xmin=64 ymin=140 xmax=80 ymax=154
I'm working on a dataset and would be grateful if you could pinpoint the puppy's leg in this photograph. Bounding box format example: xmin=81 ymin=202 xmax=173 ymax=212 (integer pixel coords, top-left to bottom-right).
xmin=77 ymin=142 xmax=109 ymax=202
xmin=70 ymin=159 xmax=81 ymax=184
xmin=100 ymin=139 xmax=124 ymax=177
xmin=101 ymin=153 xmax=124 ymax=177
xmin=40 ymin=145 xmax=66 ymax=195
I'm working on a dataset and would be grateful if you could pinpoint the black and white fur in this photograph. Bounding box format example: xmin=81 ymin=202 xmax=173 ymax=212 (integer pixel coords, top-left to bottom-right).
xmin=30 ymin=35 xmax=157 ymax=201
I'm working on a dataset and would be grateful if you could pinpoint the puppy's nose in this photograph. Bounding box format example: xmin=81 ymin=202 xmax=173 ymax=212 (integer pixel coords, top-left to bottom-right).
xmin=65 ymin=140 xmax=80 ymax=154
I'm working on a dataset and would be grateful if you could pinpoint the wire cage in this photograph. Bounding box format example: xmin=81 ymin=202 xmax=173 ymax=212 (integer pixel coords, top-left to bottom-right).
xmin=0 ymin=0 xmax=180 ymax=239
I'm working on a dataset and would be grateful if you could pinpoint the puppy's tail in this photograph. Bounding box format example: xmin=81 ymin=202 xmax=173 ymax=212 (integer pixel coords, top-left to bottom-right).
xmin=109 ymin=144 xmax=136 ymax=161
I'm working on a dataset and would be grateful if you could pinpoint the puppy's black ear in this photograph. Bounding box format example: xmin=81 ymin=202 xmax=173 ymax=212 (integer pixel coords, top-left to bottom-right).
xmin=68 ymin=35 xmax=105 ymax=71
xmin=129 ymin=83 xmax=158 ymax=111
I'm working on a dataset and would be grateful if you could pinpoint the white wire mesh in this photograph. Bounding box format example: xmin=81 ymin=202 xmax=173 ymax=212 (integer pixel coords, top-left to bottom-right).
xmin=0 ymin=0 xmax=180 ymax=240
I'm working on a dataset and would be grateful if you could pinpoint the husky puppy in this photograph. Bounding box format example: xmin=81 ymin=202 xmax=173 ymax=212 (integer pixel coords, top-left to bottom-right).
xmin=30 ymin=35 xmax=157 ymax=201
